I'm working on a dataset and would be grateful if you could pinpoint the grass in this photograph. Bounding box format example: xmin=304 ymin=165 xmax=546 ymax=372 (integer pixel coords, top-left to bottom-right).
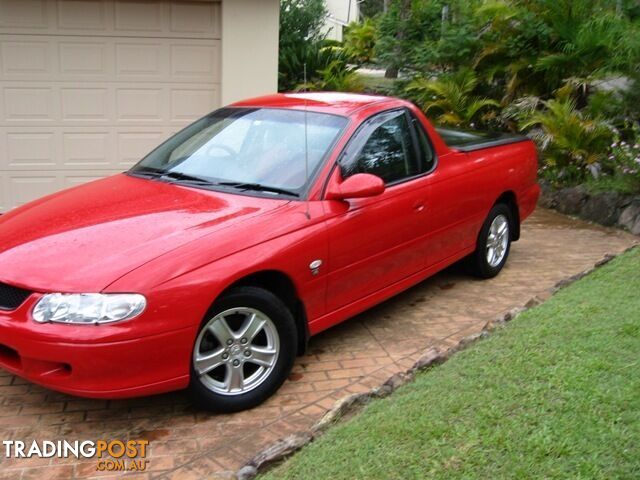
xmin=262 ymin=247 xmax=640 ymax=480
xmin=359 ymin=72 xmax=399 ymax=96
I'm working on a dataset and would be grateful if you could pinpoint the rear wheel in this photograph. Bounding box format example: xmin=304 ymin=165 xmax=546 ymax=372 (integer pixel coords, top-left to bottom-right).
xmin=189 ymin=286 xmax=297 ymax=412
xmin=469 ymin=204 xmax=512 ymax=278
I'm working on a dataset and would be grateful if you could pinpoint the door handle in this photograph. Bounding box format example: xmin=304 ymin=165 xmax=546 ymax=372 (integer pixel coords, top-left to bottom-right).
xmin=413 ymin=202 xmax=426 ymax=212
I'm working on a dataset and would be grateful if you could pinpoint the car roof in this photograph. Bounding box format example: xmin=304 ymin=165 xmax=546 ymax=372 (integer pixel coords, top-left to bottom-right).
xmin=229 ymin=92 xmax=400 ymax=117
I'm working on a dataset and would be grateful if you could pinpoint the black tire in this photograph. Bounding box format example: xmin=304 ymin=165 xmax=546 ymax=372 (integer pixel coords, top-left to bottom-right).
xmin=469 ymin=204 xmax=513 ymax=279
xmin=189 ymin=286 xmax=297 ymax=412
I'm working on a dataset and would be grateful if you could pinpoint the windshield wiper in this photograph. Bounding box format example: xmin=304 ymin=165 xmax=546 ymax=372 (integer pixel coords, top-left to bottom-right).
xmin=217 ymin=182 xmax=299 ymax=197
xmin=159 ymin=171 xmax=216 ymax=185
xmin=129 ymin=166 xmax=165 ymax=178
xmin=130 ymin=164 xmax=215 ymax=185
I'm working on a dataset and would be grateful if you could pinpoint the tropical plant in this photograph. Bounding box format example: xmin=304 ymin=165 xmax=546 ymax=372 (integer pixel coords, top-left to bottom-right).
xmin=344 ymin=18 xmax=378 ymax=64
xmin=536 ymin=12 xmax=640 ymax=105
xmin=519 ymin=97 xmax=613 ymax=184
xmin=309 ymin=59 xmax=365 ymax=92
xmin=280 ymin=43 xmax=362 ymax=92
xmin=405 ymin=69 xmax=499 ymax=127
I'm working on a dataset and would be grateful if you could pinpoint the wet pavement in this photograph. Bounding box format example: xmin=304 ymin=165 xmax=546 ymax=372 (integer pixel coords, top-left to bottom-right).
xmin=0 ymin=208 xmax=637 ymax=479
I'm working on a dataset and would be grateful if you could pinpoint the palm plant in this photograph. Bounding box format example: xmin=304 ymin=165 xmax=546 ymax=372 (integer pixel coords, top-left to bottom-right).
xmin=535 ymin=12 xmax=640 ymax=104
xmin=344 ymin=18 xmax=378 ymax=65
xmin=406 ymin=69 xmax=499 ymax=127
xmin=519 ymin=97 xmax=613 ymax=183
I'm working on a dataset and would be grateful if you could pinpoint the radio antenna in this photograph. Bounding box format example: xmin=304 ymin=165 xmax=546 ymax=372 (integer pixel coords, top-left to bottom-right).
xmin=303 ymin=63 xmax=310 ymax=220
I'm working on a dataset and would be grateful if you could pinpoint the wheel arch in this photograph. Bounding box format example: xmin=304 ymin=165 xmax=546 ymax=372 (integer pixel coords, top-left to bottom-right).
xmin=217 ymin=270 xmax=309 ymax=356
xmin=494 ymin=191 xmax=520 ymax=241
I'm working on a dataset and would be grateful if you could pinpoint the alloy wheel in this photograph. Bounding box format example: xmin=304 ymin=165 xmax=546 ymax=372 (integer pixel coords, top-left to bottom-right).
xmin=486 ymin=214 xmax=509 ymax=268
xmin=193 ymin=307 xmax=280 ymax=396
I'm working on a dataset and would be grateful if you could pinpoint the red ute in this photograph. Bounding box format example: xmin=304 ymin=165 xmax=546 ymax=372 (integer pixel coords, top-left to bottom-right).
xmin=0 ymin=93 xmax=539 ymax=411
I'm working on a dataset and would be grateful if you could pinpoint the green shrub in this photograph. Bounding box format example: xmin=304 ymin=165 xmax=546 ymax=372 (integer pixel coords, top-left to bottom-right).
xmin=279 ymin=43 xmax=361 ymax=92
xmin=406 ymin=69 xmax=499 ymax=127
xmin=344 ymin=18 xmax=378 ymax=65
xmin=519 ymin=97 xmax=613 ymax=185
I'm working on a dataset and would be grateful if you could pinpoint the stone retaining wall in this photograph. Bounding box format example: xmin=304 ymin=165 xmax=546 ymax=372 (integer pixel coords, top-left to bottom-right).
xmin=539 ymin=182 xmax=640 ymax=235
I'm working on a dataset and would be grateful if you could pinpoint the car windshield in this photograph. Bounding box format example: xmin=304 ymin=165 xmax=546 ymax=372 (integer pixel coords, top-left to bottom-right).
xmin=129 ymin=107 xmax=348 ymax=196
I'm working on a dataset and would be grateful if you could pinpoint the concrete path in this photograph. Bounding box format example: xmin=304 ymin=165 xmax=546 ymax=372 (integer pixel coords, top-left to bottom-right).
xmin=0 ymin=209 xmax=636 ymax=479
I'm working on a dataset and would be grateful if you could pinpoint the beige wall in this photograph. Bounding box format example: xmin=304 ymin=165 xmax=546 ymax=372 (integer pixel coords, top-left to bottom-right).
xmin=221 ymin=0 xmax=279 ymax=105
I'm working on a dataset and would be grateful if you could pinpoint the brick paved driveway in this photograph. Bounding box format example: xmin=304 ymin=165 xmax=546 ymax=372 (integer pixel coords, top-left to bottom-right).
xmin=0 ymin=208 xmax=637 ymax=479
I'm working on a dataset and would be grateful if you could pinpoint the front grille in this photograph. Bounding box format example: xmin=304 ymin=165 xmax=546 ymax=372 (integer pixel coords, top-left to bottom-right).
xmin=0 ymin=282 xmax=32 ymax=311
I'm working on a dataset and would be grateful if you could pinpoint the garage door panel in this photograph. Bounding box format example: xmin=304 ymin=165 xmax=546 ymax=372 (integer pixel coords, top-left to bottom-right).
xmin=1 ymin=40 xmax=51 ymax=76
xmin=57 ymin=0 xmax=108 ymax=31
xmin=170 ymin=42 xmax=220 ymax=81
xmin=62 ymin=131 xmax=113 ymax=168
xmin=114 ymin=1 xmax=164 ymax=33
xmin=116 ymin=88 xmax=165 ymax=122
xmin=61 ymin=88 xmax=111 ymax=122
xmin=1 ymin=35 xmax=220 ymax=84
xmin=3 ymin=87 xmax=55 ymax=121
xmin=0 ymin=0 xmax=48 ymax=30
xmin=170 ymin=87 xmax=219 ymax=122
xmin=6 ymin=173 xmax=60 ymax=208
xmin=59 ymin=42 xmax=110 ymax=76
xmin=0 ymin=0 xmax=221 ymax=211
xmin=115 ymin=42 xmax=165 ymax=78
xmin=0 ymin=0 xmax=220 ymax=39
xmin=2 ymin=126 xmax=174 ymax=172
xmin=5 ymin=132 xmax=57 ymax=168
xmin=63 ymin=172 xmax=114 ymax=188
xmin=1 ymin=82 xmax=218 ymax=127
xmin=117 ymin=130 xmax=167 ymax=166
xmin=169 ymin=1 xmax=220 ymax=36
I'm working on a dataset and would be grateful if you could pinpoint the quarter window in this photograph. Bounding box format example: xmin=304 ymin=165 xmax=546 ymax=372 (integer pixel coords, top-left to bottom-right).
xmin=411 ymin=114 xmax=436 ymax=172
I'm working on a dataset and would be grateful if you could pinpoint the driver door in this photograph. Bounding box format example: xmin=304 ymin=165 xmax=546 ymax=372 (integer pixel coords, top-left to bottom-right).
xmin=323 ymin=109 xmax=431 ymax=312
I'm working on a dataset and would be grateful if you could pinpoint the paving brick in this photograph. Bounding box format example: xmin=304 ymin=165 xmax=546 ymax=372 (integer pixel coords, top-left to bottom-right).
xmin=0 ymin=209 xmax=635 ymax=479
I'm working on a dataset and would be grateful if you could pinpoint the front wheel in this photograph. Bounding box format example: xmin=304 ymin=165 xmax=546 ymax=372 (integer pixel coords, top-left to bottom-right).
xmin=469 ymin=204 xmax=512 ymax=279
xmin=189 ymin=286 xmax=297 ymax=412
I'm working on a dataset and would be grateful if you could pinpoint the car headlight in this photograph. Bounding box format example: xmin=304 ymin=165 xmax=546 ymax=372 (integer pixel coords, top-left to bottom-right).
xmin=32 ymin=293 xmax=146 ymax=325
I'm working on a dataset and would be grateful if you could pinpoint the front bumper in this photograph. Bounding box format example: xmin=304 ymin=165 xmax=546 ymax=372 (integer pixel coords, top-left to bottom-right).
xmin=0 ymin=297 xmax=195 ymax=398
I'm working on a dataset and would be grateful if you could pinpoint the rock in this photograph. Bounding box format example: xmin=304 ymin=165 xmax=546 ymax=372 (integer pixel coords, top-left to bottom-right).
xmin=619 ymin=198 xmax=640 ymax=235
xmin=313 ymin=393 xmax=369 ymax=433
xmin=580 ymin=191 xmax=623 ymax=226
xmin=554 ymin=186 xmax=588 ymax=215
xmin=412 ymin=348 xmax=445 ymax=371
xmin=242 ymin=431 xmax=313 ymax=474
xmin=236 ymin=466 xmax=258 ymax=480
xmin=537 ymin=181 xmax=557 ymax=209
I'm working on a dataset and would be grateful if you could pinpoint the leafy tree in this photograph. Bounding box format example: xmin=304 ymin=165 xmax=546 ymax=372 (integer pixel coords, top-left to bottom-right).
xmin=360 ymin=0 xmax=387 ymax=18
xmin=279 ymin=0 xmax=327 ymax=47
xmin=278 ymin=0 xmax=328 ymax=91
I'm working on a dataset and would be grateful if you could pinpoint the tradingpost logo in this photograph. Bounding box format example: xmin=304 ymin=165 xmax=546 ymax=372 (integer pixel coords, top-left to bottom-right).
xmin=3 ymin=439 xmax=150 ymax=472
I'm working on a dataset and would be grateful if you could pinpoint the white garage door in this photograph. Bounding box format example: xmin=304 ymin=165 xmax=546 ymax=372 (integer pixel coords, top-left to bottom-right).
xmin=0 ymin=0 xmax=221 ymax=211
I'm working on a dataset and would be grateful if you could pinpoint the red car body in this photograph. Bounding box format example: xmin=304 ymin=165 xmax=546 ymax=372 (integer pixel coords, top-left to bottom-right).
xmin=0 ymin=93 xmax=539 ymax=398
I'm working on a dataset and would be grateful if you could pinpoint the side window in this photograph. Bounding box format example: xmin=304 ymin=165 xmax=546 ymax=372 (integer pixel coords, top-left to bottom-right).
xmin=341 ymin=110 xmax=420 ymax=184
xmin=411 ymin=115 xmax=436 ymax=172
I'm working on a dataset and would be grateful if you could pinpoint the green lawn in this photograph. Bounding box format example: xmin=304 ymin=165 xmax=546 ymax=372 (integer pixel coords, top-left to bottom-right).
xmin=262 ymin=248 xmax=640 ymax=480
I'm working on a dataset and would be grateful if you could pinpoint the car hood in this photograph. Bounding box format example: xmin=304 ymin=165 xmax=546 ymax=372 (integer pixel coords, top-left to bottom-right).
xmin=0 ymin=174 xmax=288 ymax=292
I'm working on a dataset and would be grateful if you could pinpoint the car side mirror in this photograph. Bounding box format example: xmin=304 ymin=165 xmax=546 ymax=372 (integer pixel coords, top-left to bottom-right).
xmin=326 ymin=173 xmax=385 ymax=200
